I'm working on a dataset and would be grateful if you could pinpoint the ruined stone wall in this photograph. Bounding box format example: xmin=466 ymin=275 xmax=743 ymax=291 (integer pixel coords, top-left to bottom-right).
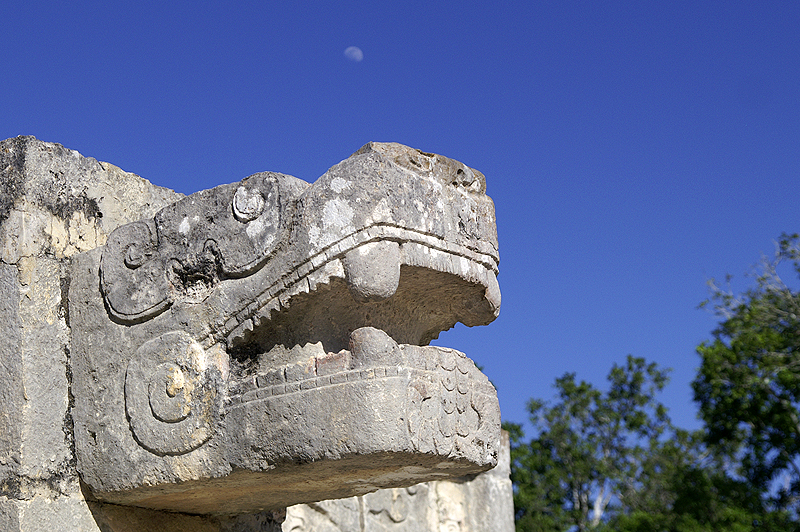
xmin=0 ymin=136 xmax=283 ymax=531
xmin=0 ymin=136 xmax=513 ymax=532
xmin=0 ymin=136 xmax=177 ymax=529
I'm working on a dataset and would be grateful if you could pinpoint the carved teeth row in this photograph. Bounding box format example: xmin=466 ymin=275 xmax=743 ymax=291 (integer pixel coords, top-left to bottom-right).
xmin=226 ymin=328 xmax=493 ymax=406
xmin=222 ymin=227 xmax=499 ymax=348
xmin=226 ymin=359 xmax=495 ymax=408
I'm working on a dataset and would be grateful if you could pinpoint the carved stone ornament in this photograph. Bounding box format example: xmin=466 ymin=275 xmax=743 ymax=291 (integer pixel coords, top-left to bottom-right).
xmin=69 ymin=142 xmax=502 ymax=515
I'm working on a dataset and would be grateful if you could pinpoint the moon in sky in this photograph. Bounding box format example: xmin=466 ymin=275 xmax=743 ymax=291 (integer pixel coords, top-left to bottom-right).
xmin=344 ymin=46 xmax=363 ymax=62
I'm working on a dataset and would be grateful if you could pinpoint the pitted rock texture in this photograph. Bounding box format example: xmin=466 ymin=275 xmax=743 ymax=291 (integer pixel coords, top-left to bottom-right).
xmin=0 ymin=136 xmax=202 ymax=531
xmin=1 ymin=136 xmax=182 ymax=264
xmin=70 ymin=142 xmax=503 ymax=515
xmin=282 ymin=431 xmax=514 ymax=532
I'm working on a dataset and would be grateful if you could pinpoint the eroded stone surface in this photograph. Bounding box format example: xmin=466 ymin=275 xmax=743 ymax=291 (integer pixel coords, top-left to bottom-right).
xmin=283 ymin=431 xmax=514 ymax=532
xmin=0 ymin=137 xmax=181 ymax=494
xmin=1 ymin=136 xmax=510 ymax=529
xmin=0 ymin=136 xmax=197 ymax=531
xmin=70 ymin=141 xmax=503 ymax=514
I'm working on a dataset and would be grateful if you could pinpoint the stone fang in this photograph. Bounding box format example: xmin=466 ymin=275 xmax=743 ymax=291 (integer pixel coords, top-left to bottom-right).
xmin=343 ymin=241 xmax=402 ymax=303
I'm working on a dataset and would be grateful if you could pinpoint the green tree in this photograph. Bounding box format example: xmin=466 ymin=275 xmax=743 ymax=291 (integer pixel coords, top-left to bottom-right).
xmin=693 ymin=233 xmax=800 ymax=510
xmin=506 ymin=355 xmax=671 ymax=531
xmin=603 ymin=428 xmax=793 ymax=532
xmin=507 ymin=355 xmax=794 ymax=531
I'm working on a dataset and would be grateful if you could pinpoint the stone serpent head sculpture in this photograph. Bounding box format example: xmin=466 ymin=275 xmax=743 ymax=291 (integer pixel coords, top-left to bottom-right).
xmin=69 ymin=142 xmax=501 ymax=515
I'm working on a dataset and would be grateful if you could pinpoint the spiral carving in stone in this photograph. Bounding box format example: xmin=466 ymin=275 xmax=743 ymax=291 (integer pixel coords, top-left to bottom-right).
xmin=100 ymin=220 xmax=171 ymax=322
xmin=125 ymin=331 xmax=220 ymax=456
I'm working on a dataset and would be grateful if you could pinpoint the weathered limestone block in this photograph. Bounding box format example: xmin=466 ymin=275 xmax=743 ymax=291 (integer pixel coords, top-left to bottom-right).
xmin=0 ymin=137 xmax=181 ymax=489
xmin=0 ymin=263 xmax=23 ymax=489
xmin=282 ymin=431 xmax=514 ymax=532
xmin=0 ymin=136 xmax=227 ymax=531
xmin=0 ymin=137 xmax=182 ymax=263
xmin=70 ymin=141 xmax=503 ymax=514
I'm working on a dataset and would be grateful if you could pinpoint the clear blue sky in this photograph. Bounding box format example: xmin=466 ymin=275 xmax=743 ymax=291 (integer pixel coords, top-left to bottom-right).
xmin=3 ymin=1 xmax=799 ymax=434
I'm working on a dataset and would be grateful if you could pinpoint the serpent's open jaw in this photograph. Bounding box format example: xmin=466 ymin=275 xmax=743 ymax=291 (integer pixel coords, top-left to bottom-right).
xmin=222 ymin=229 xmax=500 ymax=410
xmin=101 ymin=142 xmax=499 ymax=348
xmin=82 ymin=142 xmax=502 ymax=513
xmin=224 ymin=229 xmax=500 ymax=359
xmin=100 ymin=140 xmax=501 ymax=411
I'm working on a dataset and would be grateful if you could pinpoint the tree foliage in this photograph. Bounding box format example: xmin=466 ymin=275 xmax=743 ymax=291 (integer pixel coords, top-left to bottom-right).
xmin=693 ymin=233 xmax=800 ymax=510
xmin=508 ymin=354 xmax=794 ymax=531
xmin=602 ymin=428 xmax=792 ymax=532
xmin=506 ymin=356 xmax=671 ymax=531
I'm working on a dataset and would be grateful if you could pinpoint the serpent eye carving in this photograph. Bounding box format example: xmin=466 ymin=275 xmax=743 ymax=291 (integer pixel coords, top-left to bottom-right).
xmin=125 ymin=331 xmax=221 ymax=456
xmin=124 ymin=241 xmax=149 ymax=269
xmin=451 ymin=166 xmax=485 ymax=193
xmin=100 ymin=172 xmax=304 ymax=322
xmin=232 ymin=185 xmax=266 ymax=222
